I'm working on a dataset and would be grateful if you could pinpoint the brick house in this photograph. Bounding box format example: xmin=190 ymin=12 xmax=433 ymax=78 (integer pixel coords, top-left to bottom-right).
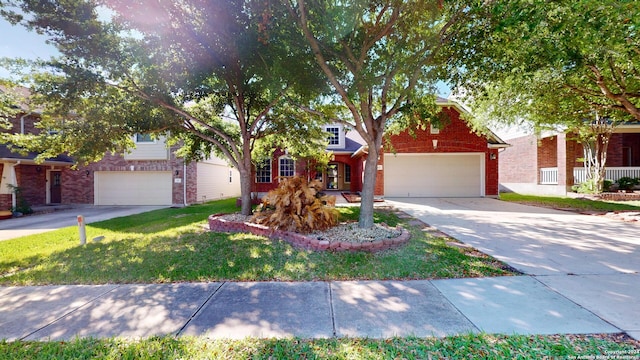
xmin=0 ymin=100 xmax=240 ymax=210
xmin=499 ymin=125 xmax=640 ymax=195
xmin=253 ymin=97 xmax=509 ymax=198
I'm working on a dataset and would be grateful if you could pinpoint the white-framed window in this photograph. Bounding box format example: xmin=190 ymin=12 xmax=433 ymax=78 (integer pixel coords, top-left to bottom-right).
xmin=325 ymin=124 xmax=344 ymax=148
xmin=135 ymin=133 xmax=155 ymax=143
xmin=430 ymin=123 xmax=440 ymax=135
xmin=344 ymin=164 xmax=351 ymax=183
xmin=229 ymin=169 xmax=233 ymax=183
xmin=256 ymin=160 xmax=271 ymax=183
xmin=279 ymin=156 xmax=295 ymax=178
xmin=326 ymin=126 xmax=340 ymax=145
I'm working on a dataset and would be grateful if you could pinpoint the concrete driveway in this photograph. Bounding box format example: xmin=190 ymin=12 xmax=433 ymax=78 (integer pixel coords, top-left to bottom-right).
xmin=0 ymin=205 xmax=167 ymax=241
xmin=386 ymin=197 xmax=640 ymax=340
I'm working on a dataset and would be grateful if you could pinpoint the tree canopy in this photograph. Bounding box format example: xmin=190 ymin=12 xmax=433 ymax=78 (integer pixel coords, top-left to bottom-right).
xmin=446 ymin=0 xmax=639 ymax=193
xmin=448 ymin=0 xmax=640 ymax=131
xmin=0 ymin=0 xmax=329 ymax=215
xmin=286 ymin=0 xmax=468 ymax=228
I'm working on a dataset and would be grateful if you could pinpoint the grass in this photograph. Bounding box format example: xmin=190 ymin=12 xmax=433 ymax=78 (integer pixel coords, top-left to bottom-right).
xmin=500 ymin=192 xmax=640 ymax=212
xmin=2 ymin=198 xmax=638 ymax=356
xmin=0 ymin=199 xmax=512 ymax=285
xmin=1 ymin=334 xmax=638 ymax=359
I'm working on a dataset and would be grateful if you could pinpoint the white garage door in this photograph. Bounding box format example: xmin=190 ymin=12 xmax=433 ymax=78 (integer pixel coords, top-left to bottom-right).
xmin=384 ymin=153 xmax=484 ymax=197
xmin=94 ymin=171 xmax=173 ymax=205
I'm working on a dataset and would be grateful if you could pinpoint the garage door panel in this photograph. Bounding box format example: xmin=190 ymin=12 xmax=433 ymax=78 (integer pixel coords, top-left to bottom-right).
xmin=384 ymin=154 xmax=483 ymax=197
xmin=95 ymin=171 xmax=172 ymax=205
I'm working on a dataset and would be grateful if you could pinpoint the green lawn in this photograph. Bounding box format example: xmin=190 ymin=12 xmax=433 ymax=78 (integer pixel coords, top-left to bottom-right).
xmin=0 ymin=199 xmax=512 ymax=285
xmin=2 ymin=334 xmax=638 ymax=359
xmin=500 ymin=192 xmax=640 ymax=212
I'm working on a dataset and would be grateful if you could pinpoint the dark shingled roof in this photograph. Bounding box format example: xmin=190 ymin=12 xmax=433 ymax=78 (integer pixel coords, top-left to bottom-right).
xmin=0 ymin=145 xmax=74 ymax=164
xmin=328 ymin=137 xmax=364 ymax=154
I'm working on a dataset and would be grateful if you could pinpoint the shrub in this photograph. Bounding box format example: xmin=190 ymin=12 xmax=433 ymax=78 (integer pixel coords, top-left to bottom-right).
xmin=251 ymin=176 xmax=338 ymax=233
xmin=572 ymin=178 xmax=599 ymax=194
xmin=7 ymin=184 xmax=33 ymax=215
xmin=616 ymin=177 xmax=640 ymax=191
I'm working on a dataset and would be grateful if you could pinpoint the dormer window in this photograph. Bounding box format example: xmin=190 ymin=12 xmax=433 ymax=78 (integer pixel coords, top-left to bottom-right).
xmin=325 ymin=125 xmax=344 ymax=148
xmin=327 ymin=127 xmax=340 ymax=145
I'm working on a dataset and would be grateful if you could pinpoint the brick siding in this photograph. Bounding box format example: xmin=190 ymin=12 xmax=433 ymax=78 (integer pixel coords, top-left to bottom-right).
xmin=383 ymin=107 xmax=500 ymax=196
xmin=62 ymin=146 xmax=190 ymax=205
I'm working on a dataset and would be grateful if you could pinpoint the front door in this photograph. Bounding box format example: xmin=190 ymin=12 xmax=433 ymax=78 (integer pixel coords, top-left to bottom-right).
xmin=50 ymin=171 xmax=62 ymax=203
xmin=325 ymin=162 xmax=350 ymax=190
xmin=326 ymin=164 xmax=339 ymax=190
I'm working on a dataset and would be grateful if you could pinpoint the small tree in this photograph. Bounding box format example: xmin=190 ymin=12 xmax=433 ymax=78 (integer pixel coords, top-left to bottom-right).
xmin=572 ymin=114 xmax=615 ymax=194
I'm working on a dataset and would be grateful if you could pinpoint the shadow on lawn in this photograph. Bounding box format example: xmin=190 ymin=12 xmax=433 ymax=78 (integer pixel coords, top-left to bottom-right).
xmin=0 ymin=223 xmax=514 ymax=287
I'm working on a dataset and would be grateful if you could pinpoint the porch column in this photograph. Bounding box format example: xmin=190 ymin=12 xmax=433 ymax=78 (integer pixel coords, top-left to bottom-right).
xmin=556 ymin=133 xmax=574 ymax=193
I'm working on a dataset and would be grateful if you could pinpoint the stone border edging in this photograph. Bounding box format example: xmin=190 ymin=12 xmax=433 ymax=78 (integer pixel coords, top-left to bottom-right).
xmin=208 ymin=214 xmax=411 ymax=252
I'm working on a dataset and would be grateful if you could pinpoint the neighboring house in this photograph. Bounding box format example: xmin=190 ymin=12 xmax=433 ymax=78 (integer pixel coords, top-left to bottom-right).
xmin=252 ymin=97 xmax=509 ymax=198
xmin=0 ymin=102 xmax=240 ymax=209
xmin=499 ymin=125 xmax=640 ymax=196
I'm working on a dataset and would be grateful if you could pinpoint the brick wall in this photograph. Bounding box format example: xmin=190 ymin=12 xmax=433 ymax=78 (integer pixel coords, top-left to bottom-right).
xmin=0 ymin=194 xmax=11 ymax=210
xmin=15 ymin=165 xmax=47 ymax=207
xmin=185 ymin=162 xmax=198 ymax=204
xmin=374 ymin=153 xmax=384 ymax=196
xmin=252 ymin=150 xmax=364 ymax=194
xmin=384 ymin=106 xmax=500 ymax=196
xmin=62 ymin=144 xmax=188 ymax=205
xmin=499 ymin=135 xmax=538 ymax=183
xmin=2 ymin=113 xmax=41 ymax=135
xmin=537 ymin=137 xmax=557 ymax=168
xmin=607 ymin=134 xmax=624 ymax=167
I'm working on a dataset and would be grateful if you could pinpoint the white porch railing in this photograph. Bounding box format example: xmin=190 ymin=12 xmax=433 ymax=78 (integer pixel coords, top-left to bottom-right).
xmin=540 ymin=168 xmax=559 ymax=184
xmin=539 ymin=167 xmax=640 ymax=185
xmin=573 ymin=167 xmax=640 ymax=184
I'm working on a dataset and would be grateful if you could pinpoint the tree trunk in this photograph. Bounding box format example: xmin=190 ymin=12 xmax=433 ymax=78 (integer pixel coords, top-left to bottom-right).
xmin=359 ymin=146 xmax=379 ymax=229
xmin=238 ymin=166 xmax=253 ymax=216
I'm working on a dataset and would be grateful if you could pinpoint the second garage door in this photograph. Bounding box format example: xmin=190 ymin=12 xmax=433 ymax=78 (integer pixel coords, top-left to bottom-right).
xmin=384 ymin=153 xmax=484 ymax=197
xmin=94 ymin=171 xmax=173 ymax=205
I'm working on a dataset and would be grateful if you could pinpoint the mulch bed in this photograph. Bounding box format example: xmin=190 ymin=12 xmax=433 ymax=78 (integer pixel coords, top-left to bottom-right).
xmin=208 ymin=214 xmax=411 ymax=252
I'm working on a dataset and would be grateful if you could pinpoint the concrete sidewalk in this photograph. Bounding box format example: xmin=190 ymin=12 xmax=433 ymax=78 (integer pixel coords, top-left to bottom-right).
xmin=0 ymin=277 xmax=620 ymax=341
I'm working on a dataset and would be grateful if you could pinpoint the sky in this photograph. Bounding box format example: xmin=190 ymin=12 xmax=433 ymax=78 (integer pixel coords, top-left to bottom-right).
xmin=0 ymin=18 xmax=60 ymax=78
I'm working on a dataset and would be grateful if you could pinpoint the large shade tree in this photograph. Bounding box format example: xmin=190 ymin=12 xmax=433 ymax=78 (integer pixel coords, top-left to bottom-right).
xmin=447 ymin=0 xmax=639 ymax=192
xmin=284 ymin=0 xmax=469 ymax=228
xmin=0 ymin=0 xmax=328 ymax=215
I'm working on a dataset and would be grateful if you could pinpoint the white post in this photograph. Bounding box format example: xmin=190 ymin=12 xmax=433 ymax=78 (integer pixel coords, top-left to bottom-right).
xmin=77 ymin=215 xmax=86 ymax=245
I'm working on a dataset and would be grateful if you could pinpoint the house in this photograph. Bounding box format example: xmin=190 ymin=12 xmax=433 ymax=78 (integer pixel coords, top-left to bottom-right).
xmin=252 ymin=97 xmax=509 ymax=198
xmin=0 ymin=90 xmax=240 ymax=210
xmin=499 ymin=125 xmax=640 ymax=195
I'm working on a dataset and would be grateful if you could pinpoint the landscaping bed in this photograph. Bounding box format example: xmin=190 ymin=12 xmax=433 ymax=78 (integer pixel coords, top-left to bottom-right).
xmin=208 ymin=213 xmax=410 ymax=252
